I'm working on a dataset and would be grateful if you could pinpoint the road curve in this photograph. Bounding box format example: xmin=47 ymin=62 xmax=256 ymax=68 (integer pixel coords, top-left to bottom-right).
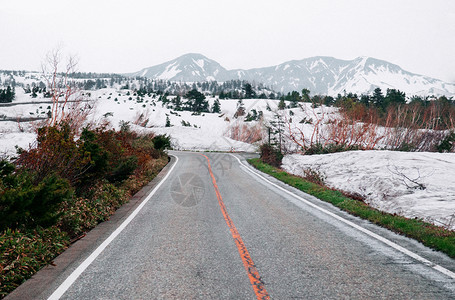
xmin=7 ymin=151 xmax=455 ymax=299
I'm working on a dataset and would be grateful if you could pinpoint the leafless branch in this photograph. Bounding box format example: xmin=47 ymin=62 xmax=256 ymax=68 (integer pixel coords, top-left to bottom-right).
xmin=386 ymin=163 xmax=432 ymax=190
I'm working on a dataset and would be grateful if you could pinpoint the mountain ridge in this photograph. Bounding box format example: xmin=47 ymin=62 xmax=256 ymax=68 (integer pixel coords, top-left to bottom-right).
xmin=129 ymin=54 xmax=455 ymax=96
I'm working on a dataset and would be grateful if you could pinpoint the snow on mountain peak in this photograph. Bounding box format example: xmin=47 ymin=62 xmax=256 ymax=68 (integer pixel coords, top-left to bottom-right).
xmin=130 ymin=54 xmax=455 ymax=96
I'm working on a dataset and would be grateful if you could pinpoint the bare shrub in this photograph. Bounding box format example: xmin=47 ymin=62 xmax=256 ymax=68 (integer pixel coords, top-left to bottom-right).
xmin=133 ymin=109 xmax=152 ymax=127
xmin=381 ymin=104 xmax=454 ymax=152
xmin=285 ymin=103 xmax=381 ymax=154
xmin=286 ymin=103 xmax=328 ymax=152
xmin=41 ymin=47 xmax=91 ymax=132
xmin=226 ymin=121 xmax=264 ymax=144
xmin=287 ymin=99 xmax=455 ymax=154
xmin=387 ymin=163 xmax=432 ymax=190
xmin=302 ymin=167 xmax=326 ymax=185
xmin=325 ymin=118 xmax=383 ymax=150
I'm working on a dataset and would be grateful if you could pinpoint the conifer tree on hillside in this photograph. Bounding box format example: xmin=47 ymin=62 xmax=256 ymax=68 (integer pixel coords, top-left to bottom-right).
xmin=384 ymin=89 xmax=406 ymax=107
xmin=301 ymin=88 xmax=310 ymax=102
xmin=173 ymin=95 xmax=182 ymax=111
xmin=212 ymin=98 xmax=221 ymax=113
xmin=243 ymin=83 xmax=256 ymax=99
xmin=165 ymin=116 xmax=171 ymax=127
xmin=372 ymin=87 xmax=384 ymax=108
xmin=184 ymin=89 xmax=209 ymax=113
xmin=278 ymin=99 xmax=286 ymax=110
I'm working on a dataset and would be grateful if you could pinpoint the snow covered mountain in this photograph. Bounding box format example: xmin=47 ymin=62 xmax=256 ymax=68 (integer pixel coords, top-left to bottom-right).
xmin=130 ymin=53 xmax=231 ymax=82
xmin=130 ymin=54 xmax=455 ymax=96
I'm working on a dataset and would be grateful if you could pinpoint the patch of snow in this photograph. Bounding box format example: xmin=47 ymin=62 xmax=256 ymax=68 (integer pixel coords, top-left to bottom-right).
xmin=156 ymin=63 xmax=182 ymax=80
xmin=193 ymin=58 xmax=205 ymax=70
xmin=282 ymin=150 xmax=455 ymax=230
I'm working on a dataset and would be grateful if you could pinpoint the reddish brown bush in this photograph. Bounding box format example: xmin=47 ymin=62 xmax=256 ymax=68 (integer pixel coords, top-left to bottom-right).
xmin=227 ymin=122 xmax=263 ymax=144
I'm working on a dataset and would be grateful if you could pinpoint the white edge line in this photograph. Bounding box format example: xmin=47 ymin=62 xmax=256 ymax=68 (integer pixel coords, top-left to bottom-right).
xmin=47 ymin=155 xmax=179 ymax=300
xmin=231 ymin=154 xmax=455 ymax=280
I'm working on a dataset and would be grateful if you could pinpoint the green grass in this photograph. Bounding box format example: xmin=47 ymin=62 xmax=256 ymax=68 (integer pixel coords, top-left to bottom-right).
xmin=248 ymin=158 xmax=455 ymax=258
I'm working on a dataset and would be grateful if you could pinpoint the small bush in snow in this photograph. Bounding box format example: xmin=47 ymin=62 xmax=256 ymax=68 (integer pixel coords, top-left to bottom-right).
xmin=259 ymin=144 xmax=283 ymax=167
xmin=302 ymin=167 xmax=326 ymax=185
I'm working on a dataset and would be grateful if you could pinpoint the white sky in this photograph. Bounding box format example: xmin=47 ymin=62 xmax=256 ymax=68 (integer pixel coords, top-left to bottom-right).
xmin=1 ymin=0 xmax=454 ymax=82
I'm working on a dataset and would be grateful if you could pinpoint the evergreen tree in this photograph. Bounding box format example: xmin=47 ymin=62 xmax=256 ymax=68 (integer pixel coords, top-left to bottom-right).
xmin=84 ymin=80 xmax=96 ymax=90
xmin=0 ymin=86 xmax=14 ymax=103
xmin=360 ymin=94 xmax=371 ymax=107
xmin=165 ymin=116 xmax=171 ymax=127
xmin=212 ymin=99 xmax=221 ymax=113
xmin=243 ymin=83 xmax=256 ymax=99
xmin=323 ymin=96 xmax=335 ymax=106
xmin=288 ymin=91 xmax=301 ymax=107
xmin=384 ymin=89 xmax=406 ymax=107
xmin=372 ymin=87 xmax=384 ymax=109
xmin=31 ymin=86 xmax=38 ymax=98
xmin=301 ymin=88 xmax=311 ymax=102
xmin=184 ymin=89 xmax=209 ymax=112
xmin=173 ymin=95 xmax=182 ymax=111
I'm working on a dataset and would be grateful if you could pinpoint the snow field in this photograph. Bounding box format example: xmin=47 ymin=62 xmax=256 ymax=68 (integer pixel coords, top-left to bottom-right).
xmin=282 ymin=151 xmax=455 ymax=230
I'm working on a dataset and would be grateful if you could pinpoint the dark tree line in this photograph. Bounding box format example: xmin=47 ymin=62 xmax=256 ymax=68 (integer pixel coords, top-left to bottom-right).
xmin=132 ymin=78 xmax=276 ymax=99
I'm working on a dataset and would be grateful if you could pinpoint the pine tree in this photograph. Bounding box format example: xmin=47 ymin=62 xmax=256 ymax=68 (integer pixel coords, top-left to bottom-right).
xmin=372 ymin=87 xmax=384 ymax=108
xmin=212 ymin=99 xmax=221 ymax=113
xmin=173 ymin=95 xmax=182 ymax=111
xmin=185 ymin=89 xmax=209 ymax=113
xmin=384 ymin=89 xmax=406 ymax=107
xmin=301 ymin=88 xmax=311 ymax=102
xmin=360 ymin=94 xmax=371 ymax=107
xmin=243 ymin=83 xmax=256 ymax=99
xmin=0 ymin=86 xmax=14 ymax=103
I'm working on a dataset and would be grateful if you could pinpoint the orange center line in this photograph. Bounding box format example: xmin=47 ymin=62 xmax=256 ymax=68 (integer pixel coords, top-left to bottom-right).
xmin=201 ymin=154 xmax=270 ymax=300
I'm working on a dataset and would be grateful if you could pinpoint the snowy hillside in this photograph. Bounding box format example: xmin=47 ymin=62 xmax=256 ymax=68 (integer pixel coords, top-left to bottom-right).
xmin=131 ymin=54 xmax=455 ymax=97
xmin=0 ymin=88 xmax=276 ymax=156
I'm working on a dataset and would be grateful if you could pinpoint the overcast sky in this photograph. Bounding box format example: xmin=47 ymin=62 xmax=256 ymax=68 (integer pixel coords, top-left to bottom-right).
xmin=1 ymin=0 xmax=454 ymax=82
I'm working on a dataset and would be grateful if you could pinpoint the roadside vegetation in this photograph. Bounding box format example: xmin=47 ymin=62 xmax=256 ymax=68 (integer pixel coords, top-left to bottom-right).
xmin=275 ymin=88 xmax=455 ymax=154
xmin=0 ymin=122 xmax=170 ymax=298
xmin=249 ymin=156 xmax=455 ymax=259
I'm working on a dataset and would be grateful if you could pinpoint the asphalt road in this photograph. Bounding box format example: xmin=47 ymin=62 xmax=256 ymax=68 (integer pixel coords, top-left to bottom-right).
xmin=8 ymin=151 xmax=455 ymax=299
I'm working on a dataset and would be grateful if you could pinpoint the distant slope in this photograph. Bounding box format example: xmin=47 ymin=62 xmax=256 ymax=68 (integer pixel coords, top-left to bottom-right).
xmin=130 ymin=54 xmax=455 ymax=96
xmin=129 ymin=53 xmax=231 ymax=82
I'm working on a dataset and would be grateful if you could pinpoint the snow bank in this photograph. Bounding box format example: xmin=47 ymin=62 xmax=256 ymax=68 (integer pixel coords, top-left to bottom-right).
xmin=283 ymin=151 xmax=455 ymax=229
